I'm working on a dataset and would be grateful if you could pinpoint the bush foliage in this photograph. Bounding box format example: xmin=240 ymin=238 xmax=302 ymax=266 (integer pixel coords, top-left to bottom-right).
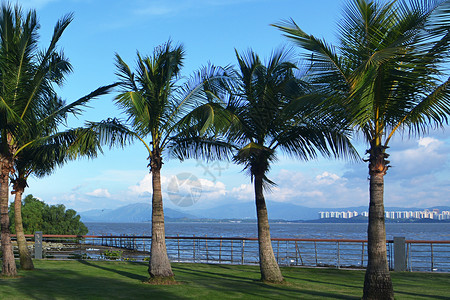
xmin=9 ymin=194 xmax=88 ymax=235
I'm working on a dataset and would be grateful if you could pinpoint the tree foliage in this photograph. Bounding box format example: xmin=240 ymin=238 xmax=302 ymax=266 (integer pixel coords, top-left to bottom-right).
xmin=9 ymin=194 xmax=88 ymax=235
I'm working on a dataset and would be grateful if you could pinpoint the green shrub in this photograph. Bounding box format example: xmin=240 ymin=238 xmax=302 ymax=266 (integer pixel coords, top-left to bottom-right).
xmin=9 ymin=194 xmax=88 ymax=235
xmin=103 ymin=250 xmax=123 ymax=260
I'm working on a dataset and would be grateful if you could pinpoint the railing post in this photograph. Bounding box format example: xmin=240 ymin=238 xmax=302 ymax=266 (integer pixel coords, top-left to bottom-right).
xmin=394 ymin=237 xmax=406 ymax=272
xmin=219 ymin=238 xmax=222 ymax=263
xmin=295 ymin=241 xmax=304 ymax=266
xmin=241 ymin=240 xmax=245 ymax=265
xmin=34 ymin=231 xmax=43 ymax=259
xmin=193 ymin=235 xmax=196 ymax=263
xmin=276 ymin=240 xmax=279 ymax=263
xmin=337 ymin=241 xmax=340 ymax=269
xmin=361 ymin=242 xmax=365 ymax=267
xmin=314 ymin=241 xmax=318 ymax=266
xmin=205 ymin=235 xmax=208 ymax=263
xmin=231 ymin=240 xmax=233 ymax=263
xmin=407 ymin=242 xmax=411 ymax=271
xmin=286 ymin=241 xmax=289 ymax=266
xmin=177 ymin=234 xmax=180 ymax=261
xmin=431 ymin=243 xmax=434 ymax=272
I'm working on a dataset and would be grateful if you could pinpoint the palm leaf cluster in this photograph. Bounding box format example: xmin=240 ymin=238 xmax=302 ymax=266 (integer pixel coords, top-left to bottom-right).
xmin=93 ymin=42 xmax=232 ymax=162
xmin=276 ymin=0 xmax=450 ymax=147
xmin=174 ymin=49 xmax=356 ymax=183
xmin=0 ymin=5 xmax=111 ymax=174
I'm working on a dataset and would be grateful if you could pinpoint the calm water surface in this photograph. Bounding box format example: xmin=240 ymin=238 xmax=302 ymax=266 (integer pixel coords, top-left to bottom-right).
xmin=85 ymin=222 xmax=450 ymax=241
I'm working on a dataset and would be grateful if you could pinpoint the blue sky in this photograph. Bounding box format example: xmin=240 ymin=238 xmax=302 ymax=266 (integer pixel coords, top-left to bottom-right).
xmin=18 ymin=0 xmax=450 ymax=213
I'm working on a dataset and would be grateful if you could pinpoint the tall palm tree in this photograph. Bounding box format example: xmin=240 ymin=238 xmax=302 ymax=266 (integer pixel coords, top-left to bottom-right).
xmin=173 ymin=49 xmax=356 ymax=283
xmin=0 ymin=4 xmax=115 ymax=275
xmin=275 ymin=0 xmax=450 ymax=298
xmin=90 ymin=41 xmax=230 ymax=281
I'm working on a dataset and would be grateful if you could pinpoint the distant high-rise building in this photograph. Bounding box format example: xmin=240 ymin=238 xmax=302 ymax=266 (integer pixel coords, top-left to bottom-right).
xmin=317 ymin=209 xmax=450 ymax=220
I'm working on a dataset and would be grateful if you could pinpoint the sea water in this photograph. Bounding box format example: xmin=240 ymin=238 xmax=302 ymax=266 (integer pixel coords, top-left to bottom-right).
xmin=85 ymin=222 xmax=450 ymax=241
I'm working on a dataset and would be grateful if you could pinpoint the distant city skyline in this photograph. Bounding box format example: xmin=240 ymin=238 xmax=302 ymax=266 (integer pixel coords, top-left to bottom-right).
xmin=319 ymin=209 xmax=450 ymax=220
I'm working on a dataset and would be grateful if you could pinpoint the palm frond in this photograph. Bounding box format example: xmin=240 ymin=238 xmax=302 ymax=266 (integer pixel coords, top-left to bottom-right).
xmin=114 ymin=53 xmax=137 ymax=91
xmin=39 ymin=83 xmax=119 ymax=127
xmin=276 ymin=0 xmax=450 ymax=148
xmin=87 ymin=118 xmax=137 ymax=150
xmin=14 ymin=126 xmax=103 ymax=178
xmin=168 ymin=135 xmax=234 ymax=162
xmin=273 ymin=19 xmax=350 ymax=87
xmin=164 ymin=64 xmax=234 ymax=137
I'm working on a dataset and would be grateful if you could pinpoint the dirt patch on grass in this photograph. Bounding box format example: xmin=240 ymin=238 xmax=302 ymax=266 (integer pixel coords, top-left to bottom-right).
xmin=143 ymin=276 xmax=181 ymax=285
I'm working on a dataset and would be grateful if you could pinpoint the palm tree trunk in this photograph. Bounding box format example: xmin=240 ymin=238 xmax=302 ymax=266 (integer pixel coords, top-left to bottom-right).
xmin=254 ymin=173 xmax=284 ymax=283
xmin=13 ymin=183 xmax=34 ymax=270
xmin=0 ymin=160 xmax=17 ymax=276
xmin=148 ymin=154 xmax=174 ymax=279
xmin=363 ymin=146 xmax=393 ymax=300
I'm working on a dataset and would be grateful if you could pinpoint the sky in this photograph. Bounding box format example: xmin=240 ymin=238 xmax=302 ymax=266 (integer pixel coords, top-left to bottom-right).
xmin=15 ymin=0 xmax=450 ymax=213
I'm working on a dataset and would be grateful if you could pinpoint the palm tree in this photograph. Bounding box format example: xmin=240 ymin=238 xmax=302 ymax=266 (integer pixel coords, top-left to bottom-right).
xmin=0 ymin=4 xmax=115 ymax=275
xmin=275 ymin=0 xmax=450 ymax=298
xmin=174 ymin=48 xmax=356 ymax=283
xmin=90 ymin=41 xmax=230 ymax=281
xmin=10 ymin=85 xmax=115 ymax=271
xmin=0 ymin=4 xmax=71 ymax=277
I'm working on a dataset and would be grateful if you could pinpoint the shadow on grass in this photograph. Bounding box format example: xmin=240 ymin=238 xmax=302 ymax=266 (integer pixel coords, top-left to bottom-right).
xmin=76 ymin=259 xmax=148 ymax=281
xmin=286 ymin=275 xmax=362 ymax=289
xmin=391 ymin=272 xmax=450 ymax=299
xmin=6 ymin=261 xmax=444 ymax=299
xmin=394 ymin=291 xmax=450 ymax=299
xmin=174 ymin=264 xmax=258 ymax=282
xmin=2 ymin=262 xmax=182 ymax=300
xmin=173 ymin=263 xmax=359 ymax=299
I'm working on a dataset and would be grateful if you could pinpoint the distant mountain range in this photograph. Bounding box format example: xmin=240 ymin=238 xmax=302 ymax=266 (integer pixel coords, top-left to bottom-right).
xmin=79 ymin=202 xmax=450 ymax=223
xmin=79 ymin=203 xmax=197 ymax=222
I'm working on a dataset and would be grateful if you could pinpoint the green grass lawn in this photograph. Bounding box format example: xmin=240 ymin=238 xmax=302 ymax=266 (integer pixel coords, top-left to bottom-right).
xmin=0 ymin=261 xmax=449 ymax=299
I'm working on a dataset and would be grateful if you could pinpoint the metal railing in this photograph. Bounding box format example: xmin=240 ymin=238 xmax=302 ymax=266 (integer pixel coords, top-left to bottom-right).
xmin=10 ymin=234 xmax=450 ymax=272
xmin=406 ymin=240 xmax=450 ymax=272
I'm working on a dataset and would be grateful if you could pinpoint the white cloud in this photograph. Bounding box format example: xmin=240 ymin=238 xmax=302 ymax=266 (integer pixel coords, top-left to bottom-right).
xmin=224 ymin=169 xmax=367 ymax=208
xmin=389 ymin=137 xmax=447 ymax=178
xmin=127 ymin=172 xmax=229 ymax=208
xmin=315 ymin=171 xmax=341 ymax=185
xmin=50 ymin=193 xmax=93 ymax=211
xmin=265 ymin=169 xmax=367 ymax=208
xmin=86 ymin=188 xmax=111 ymax=198
xmin=418 ymin=137 xmax=436 ymax=148
xmin=129 ymin=173 xmax=153 ymax=195
xmin=230 ymin=184 xmax=253 ymax=201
